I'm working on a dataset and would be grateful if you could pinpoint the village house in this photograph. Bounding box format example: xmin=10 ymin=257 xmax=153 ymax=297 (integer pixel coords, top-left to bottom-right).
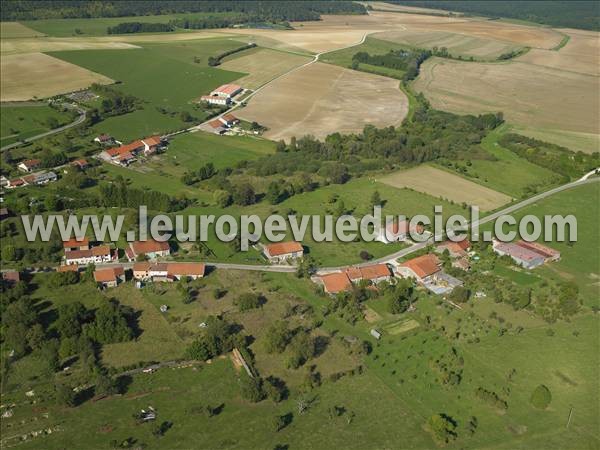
xmin=396 ymin=254 xmax=442 ymax=283
xmin=63 ymin=237 xmax=90 ymax=252
xmin=99 ymin=136 xmax=164 ymax=166
xmin=319 ymin=272 xmax=353 ymax=295
xmin=1 ymin=270 xmax=21 ymax=285
xmin=31 ymin=171 xmax=57 ymax=185
xmin=263 ymin=241 xmax=304 ymax=263
xmin=376 ymin=219 xmax=426 ymax=244
xmin=219 ymin=113 xmax=240 ymax=127
xmin=436 ymin=238 xmax=471 ymax=258
xmin=126 ymin=239 xmax=171 ymax=261
xmin=64 ymin=244 xmax=116 ymax=266
xmin=94 ymin=134 xmax=115 ymax=145
xmin=71 ymin=158 xmax=89 ymax=170
xmin=515 ymin=240 xmax=561 ymax=262
xmin=345 ymin=263 xmax=393 ymax=285
xmin=133 ymin=262 xmax=205 ymax=282
xmin=57 ymin=264 xmax=80 ymax=273
xmin=208 ymin=118 xmax=227 ymax=134
xmin=18 ymin=159 xmax=41 ymax=173
xmin=6 ymin=178 xmax=26 ymax=188
xmin=94 ymin=267 xmax=125 ymax=288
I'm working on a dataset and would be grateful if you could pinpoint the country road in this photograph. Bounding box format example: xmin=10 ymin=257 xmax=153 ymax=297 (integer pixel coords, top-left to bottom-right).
xmin=0 ymin=102 xmax=86 ymax=151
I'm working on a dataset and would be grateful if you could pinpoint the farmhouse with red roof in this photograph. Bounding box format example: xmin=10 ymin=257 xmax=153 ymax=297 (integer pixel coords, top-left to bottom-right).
xmin=263 ymin=241 xmax=304 ymax=263
xmin=126 ymin=239 xmax=171 ymax=261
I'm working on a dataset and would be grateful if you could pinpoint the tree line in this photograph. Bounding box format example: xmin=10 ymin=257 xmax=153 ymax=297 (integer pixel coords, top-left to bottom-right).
xmin=107 ymin=21 xmax=174 ymax=34
xmin=2 ymin=1 xmax=366 ymax=21
xmin=207 ymin=43 xmax=256 ymax=67
xmin=352 ymin=48 xmax=432 ymax=82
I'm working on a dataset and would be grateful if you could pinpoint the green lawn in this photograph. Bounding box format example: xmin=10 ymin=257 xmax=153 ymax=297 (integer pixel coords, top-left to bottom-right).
xmin=21 ymin=12 xmax=234 ymax=37
xmin=438 ymin=124 xmax=562 ymax=199
xmin=1 ymin=103 xmax=75 ymax=146
xmin=48 ymin=39 xmax=246 ymax=141
xmin=320 ymin=37 xmax=405 ymax=69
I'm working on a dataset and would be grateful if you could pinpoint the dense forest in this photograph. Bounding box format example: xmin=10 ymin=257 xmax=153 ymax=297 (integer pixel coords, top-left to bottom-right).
xmin=353 ymin=48 xmax=432 ymax=81
xmin=0 ymin=1 xmax=366 ymax=21
xmin=388 ymin=1 xmax=600 ymax=31
xmin=107 ymin=21 xmax=174 ymax=34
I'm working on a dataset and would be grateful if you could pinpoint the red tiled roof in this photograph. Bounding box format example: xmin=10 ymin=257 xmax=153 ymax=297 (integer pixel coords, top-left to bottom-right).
xmin=208 ymin=119 xmax=224 ymax=129
xmin=63 ymin=237 xmax=90 ymax=248
xmin=118 ymin=151 xmax=135 ymax=161
xmin=106 ymin=141 xmax=144 ymax=157
xmin=400 ymin=254 xmax=441 ymax=279
xmin=357 ymin=264 xmax=391 ymax=281
xmin=21 ymin=159 xmax=41 ymax=168
xmin=96 ymin=134 xmax=112 ymax=141
xmin=72 ymin=158 xmax=88 ymax=167
xmin=221 ymin=113 xmax=238 ymax=122
xmin=212 ymin=84 xmax=242 ymax=95
xmin=9 ymin=178 xmax=25 ymax=186
xmin=437 ymin=238 xmax=471 ymax=256
xmin=133 ymin=262 xmax=151 ymax=272
xmin=130 ymin=240 xmax=170 ymax=255
xmin=265 ymin=241 xmax=303 ymax=257
xmin=494 ymin=242 xmax=542 ymax=262
xmin=65 ymin=245 xmax=112 ymax=260
xmin=515 ymin=241 xmax=560 ymax=259
xmin=142 ymin=135 xmax=161 ymax=147
xmin=94 ymin=267 xmax=123 ymax=283
xmin=2 ymin=270 xmax=20 ymax=282
xmin=167 ymin=262 xmax=205 ymax=277
xmin=57 ymin=265 xmax=79 ymax=272
xmin=320 ymin=272 xmax=352 ymax=294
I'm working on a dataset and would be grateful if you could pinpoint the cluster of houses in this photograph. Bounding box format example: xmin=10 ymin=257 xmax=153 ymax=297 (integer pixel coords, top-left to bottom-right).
xmin=200 ymin=83 xmax=244 ymax=106
xmin=492 ymin=239 xmax=560 ymax=269
xmin=207 ymin=113 xmax=240 ymax=135
xmin=1 ymin=158 xmax=90 ymax=190
xmin=318 ymin=264 xmax=393 ymax=294
xmin=375 ymin=220 xmax=428 ymax=244
xmin=98 ymin=135 xmax=164 ymax=167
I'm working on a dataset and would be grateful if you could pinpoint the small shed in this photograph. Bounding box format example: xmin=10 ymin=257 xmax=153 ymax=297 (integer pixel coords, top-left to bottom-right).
xmin=370 ymin=329 xmax=382 ymax=340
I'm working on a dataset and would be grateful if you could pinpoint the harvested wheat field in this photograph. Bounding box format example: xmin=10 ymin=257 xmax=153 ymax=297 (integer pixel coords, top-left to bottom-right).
xmin=375 ymin=29 xmax=523 ymax=59
xmin=379 ymin=165 xmax=512 ymax=211
xmin=1 ymin=37 xmax=139 ymax=55
xmin=0 ymin=21 xmax=45 ymax=39
xmin=236 ymin=61 xmax=408 ymax=142
xmin=365 ymin=1 xmax=456 ymax=15
xmin=1 ymin=52 xmax=113 ymax=101
xmin=414 ymin=57 xmax=600 ymax=152
xmin=220 ymin=47 xmax=312 ymax=90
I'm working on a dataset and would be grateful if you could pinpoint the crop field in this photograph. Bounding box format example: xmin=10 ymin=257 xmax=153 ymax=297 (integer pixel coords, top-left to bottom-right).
xmin=219 ymin=47 xmax=312 ymax=90
xmin=20 ymin=13 xmax=233 ymax=37
xmin=49 ymin=39 xmax=245 ymax=138
xmin=375 ymin=29 xmax=523 ymax=60
xmin=0 ymin=103 xmax=73 ymax=145
xmin=413 ymin=56 xmax=600 ymax=153
xmin=379 ymin=165 xmax=512 ymax=211
xmin=236 ymin=61 xmax=408 ymax=142
xmin=0 ymin=21 xmax=45 ymax=38
xmin=0 ymin=52 xmax=113 ymax=101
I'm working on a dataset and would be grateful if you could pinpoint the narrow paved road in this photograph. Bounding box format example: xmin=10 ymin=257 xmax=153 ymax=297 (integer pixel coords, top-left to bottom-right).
xmin=1 ymin=103 xmax=86 ymax=151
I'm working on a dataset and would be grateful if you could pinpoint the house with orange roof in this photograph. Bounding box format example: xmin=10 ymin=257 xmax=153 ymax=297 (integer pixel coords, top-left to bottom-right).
xmin=436 ymin=238 xmax=471 ymax=258
xmin=263 ymin=241 xmax=304 ymax=263
xmin=319 ymin=272 xmax=352 ymax=295
xmin=345 ymin=263 xmax=392 ymax=285
xmin=71 ymin=158 xmax=89 ymax=170
xmin=376 ymin=219 xmax=427 ymax=244
xmin=201 ymin=95 xmax=230 ymax=106
xmin=133 ymin=262 xmax=205 ymax=282
xmin=208 ymin=118 xmax=227 ymax=134
xmin=57 ymin=264 xmax=80 ymax=273
xmin=94 ymin=267 xmax=125 ymax=288
xmin=2 ymin=270 xmax=21 ymax=285
xmin=18 ymin=159 xmax=41 ymax=173
xmin=63 ymin=237 xmax=90 ymax=252
xmin=219 ymin=113 xmax=239 ymax=127
xmin=64 ymin=244 xmax=117 ymax=266
xmin=126 ymin=240 xmax=171 ymax=261
xmin=396 ymin=254 xmax=442 ymax=282
xmin=141 ymin=135 xmax=163 ymax=155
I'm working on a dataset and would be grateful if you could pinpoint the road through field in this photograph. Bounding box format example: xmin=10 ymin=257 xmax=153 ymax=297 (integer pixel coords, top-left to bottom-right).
xmin=0 ymin=102 xmax=86 ymax=151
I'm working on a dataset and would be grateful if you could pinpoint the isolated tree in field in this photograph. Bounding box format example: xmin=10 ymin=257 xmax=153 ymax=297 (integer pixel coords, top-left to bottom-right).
xmin=239 ymin=373 xmax=265 ymax=403
xmin=370 ymin=190 xmax=382 ymax=208
xmin=387 ymin=278 xmax=415 ymax=314
xmin=530 ymin=385 xmax=552 ymax=409
xmin=427 ymin=413 xmax=457 ymax=444
xmin=55 ymin=384 xmax=76 ymax=407
xmin=95 ymin=373 xmax=119 ymax=397
xmin=235 ymin=292 xmax=264 ymax=312
xmin=264 ymin=321 xmax=291 ymax=354
xmin=450 ymin=286 xmax=470 ymax=303
xmin=296 ymin=256 xmax=316 ymax=278
xmin=233 ymin=183 xmax=255 ymax=205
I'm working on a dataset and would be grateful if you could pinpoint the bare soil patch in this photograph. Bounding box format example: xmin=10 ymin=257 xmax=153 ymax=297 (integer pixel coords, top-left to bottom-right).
xmin=379 ymin=165 xmax=512 ymax=211
xmin=236 ymin=61 xmax=408 ymax=142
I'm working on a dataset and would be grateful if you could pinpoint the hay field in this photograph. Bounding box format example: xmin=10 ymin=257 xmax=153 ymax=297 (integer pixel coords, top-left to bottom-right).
xmin=1 ymin=52 xmax=113 ymax=101
xmin=379 ymin=165 xmax=512 ymax=211
xmin=0 ymin=21 xmax=45 ymax=38
xmin=235 ymin=61 xmax=408 ymax=141
xmin=518 ymin=28 xmax=599 ymax=76
xmin=375 ymin=29 xmax=523 ymax=59
xmin=365 ymin=1 xmax=455 ymax=15
xmin=220 ymin=47 xmax=312 ymax=89
xmin=413 ymin=57 xmax=599 ymax=152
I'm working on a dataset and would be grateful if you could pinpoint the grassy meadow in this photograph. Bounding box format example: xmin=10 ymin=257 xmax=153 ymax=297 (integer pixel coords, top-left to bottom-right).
xmin=0 ymin=103 xmax=74 ymax=146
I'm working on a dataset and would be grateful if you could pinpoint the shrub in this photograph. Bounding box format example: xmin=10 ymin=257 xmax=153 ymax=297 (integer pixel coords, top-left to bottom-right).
xmin=530 ymin=385 xmax=552 ymax=409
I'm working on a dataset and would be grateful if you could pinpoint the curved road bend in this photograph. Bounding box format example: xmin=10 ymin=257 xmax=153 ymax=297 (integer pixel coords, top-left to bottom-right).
xmin=1 ymin=103 xmax=87 ymax=152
